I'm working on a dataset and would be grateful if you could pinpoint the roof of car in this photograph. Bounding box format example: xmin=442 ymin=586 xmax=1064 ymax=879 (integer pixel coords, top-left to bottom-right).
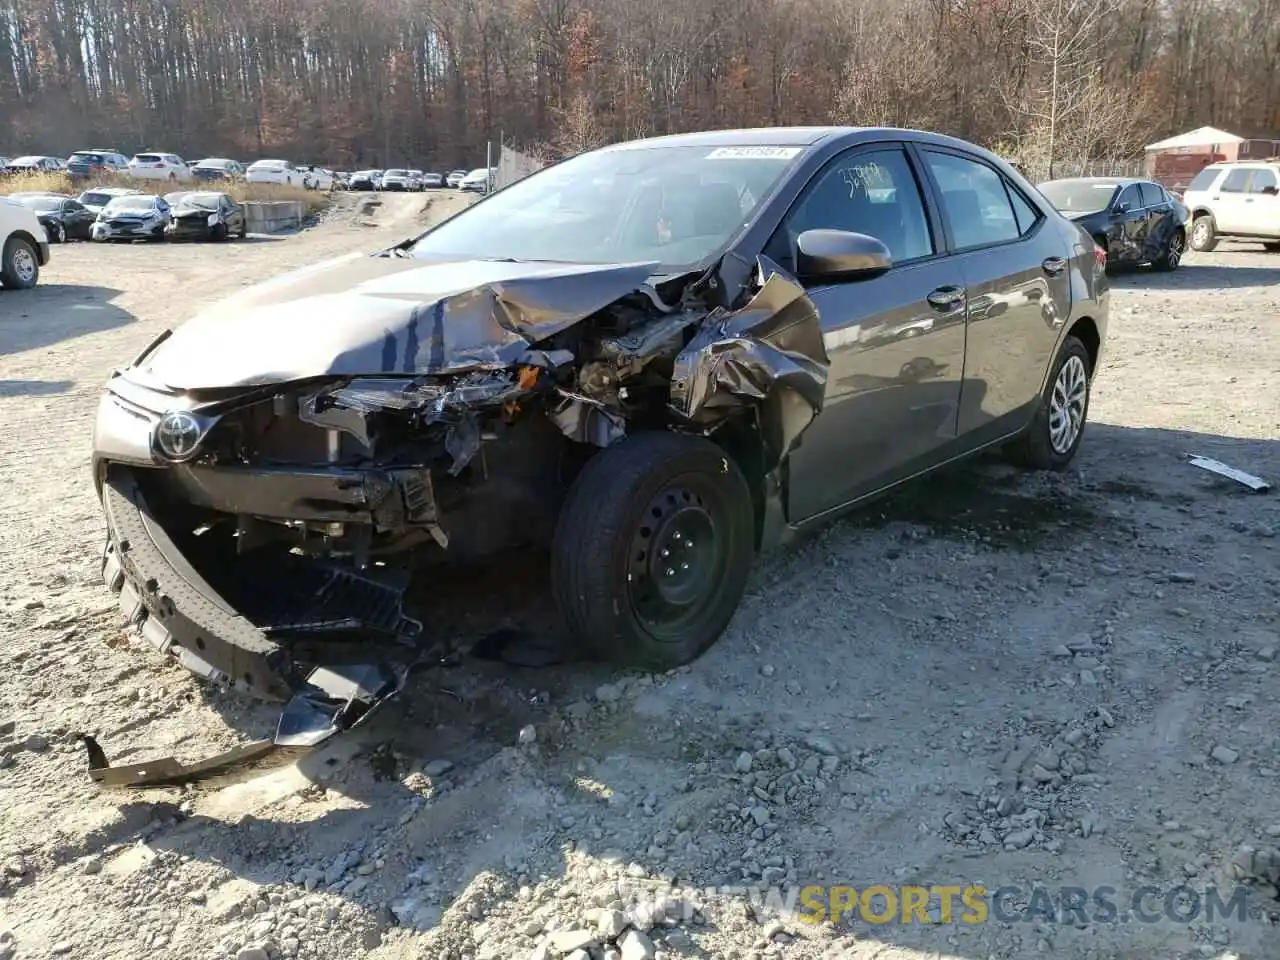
xmin=599 ymin=127 xmax=1018 ymax=162
xmin=1042 ymin=176 xmax=1146 ymax=186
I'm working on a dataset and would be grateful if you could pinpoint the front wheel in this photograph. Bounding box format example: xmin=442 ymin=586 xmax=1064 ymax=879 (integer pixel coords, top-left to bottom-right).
xmin=211 ymin=223 xmax=228 ymax=242
xmin=1 ymin=237 xmax=40 ymax=289
xmin=1004 ymin=335 xmax=1092 ymax=471
xmin=1190 ymin=214 xmax=1218 ymax=252
xmin=1152 ymin=228 xmax=1184 ymax=271
xmin=551 ymin=431 xmax=756 ymax=670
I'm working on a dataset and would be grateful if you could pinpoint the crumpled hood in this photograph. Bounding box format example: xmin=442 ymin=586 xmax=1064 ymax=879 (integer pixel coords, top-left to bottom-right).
xmin=137 ymin=254 xmax=661 ymax=390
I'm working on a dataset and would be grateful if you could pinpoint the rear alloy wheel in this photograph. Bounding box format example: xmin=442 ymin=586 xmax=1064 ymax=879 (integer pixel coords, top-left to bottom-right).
xmin=1 ymin=237 xmax=39 ymax=289
xmin=1152 ymin=229 xmax=1184 ymax=271
xmin=551 ymin=431 xmax=755 ymax=670
xmin=1190 ymin=214 xmax=1218 ymax=252
xmin=51 ymin=222 xmax=66 ymax=243
xmin=1004 ymin=335 xmax=1092 ymax=471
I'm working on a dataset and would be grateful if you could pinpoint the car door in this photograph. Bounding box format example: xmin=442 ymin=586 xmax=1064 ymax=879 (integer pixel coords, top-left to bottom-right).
xmin=1108 ymin=183 xmax=1149 ymax=261
xmin=63 ymin=200 xmax=91 ymax=238
xmin=916 ymin=147 xmax=1067 ymax=440
xmin=1242 ymin=168 xmax=1280 ymax=237
xmin=1211 ymin=168 xmax=1252 ymax=233
xmin=1139 ymin=181 xmax=1174 ymax=256
xmin=222 ymin=196 xmax=241 ymax=232
xmin=764 ymin=143 xmax=969 ymax=521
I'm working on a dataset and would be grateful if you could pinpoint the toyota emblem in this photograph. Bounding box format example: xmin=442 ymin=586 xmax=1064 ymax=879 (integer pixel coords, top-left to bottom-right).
xmin=154 ymin=410 xmax=204 ymax=460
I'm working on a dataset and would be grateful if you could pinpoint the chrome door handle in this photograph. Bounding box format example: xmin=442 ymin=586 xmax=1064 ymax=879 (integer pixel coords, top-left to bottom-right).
xmin=926 ymin=285 xmax=965 ymax=310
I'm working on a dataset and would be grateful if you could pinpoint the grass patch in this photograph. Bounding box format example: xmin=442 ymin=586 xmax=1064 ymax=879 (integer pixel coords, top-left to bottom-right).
xmin=0 ymin=172 xmax=330 ymax=216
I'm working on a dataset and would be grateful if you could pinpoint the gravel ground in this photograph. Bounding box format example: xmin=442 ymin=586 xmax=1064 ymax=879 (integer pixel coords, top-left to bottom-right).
xmin=1 ymin=197 xmax=1277 ymax=960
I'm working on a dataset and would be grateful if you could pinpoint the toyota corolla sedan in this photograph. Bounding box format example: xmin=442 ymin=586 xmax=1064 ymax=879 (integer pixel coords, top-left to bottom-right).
xmin=86 ymin=127 xmax=1107 ymax=786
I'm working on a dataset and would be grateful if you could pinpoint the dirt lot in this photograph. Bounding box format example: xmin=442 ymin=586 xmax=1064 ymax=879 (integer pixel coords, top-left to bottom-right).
xmin=1 ymin=194 xmax=1277 ymax=960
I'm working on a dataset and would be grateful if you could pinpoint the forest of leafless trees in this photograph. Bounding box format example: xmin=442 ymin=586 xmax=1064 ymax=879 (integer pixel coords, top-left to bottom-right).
xmin=2 ymin=0 xmax=1279 ymax=172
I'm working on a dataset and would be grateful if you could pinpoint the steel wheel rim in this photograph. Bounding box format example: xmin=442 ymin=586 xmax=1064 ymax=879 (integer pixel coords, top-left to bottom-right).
xmin=1167 ymin=233 xmax=1183 ymax=266
xmin=11 ymin=246 xmax=36 ymax=283
xmin=1048 ymin=355 xmax=1088 ymax=454
xmin=627 ymin=482 xmax=724 ymax=638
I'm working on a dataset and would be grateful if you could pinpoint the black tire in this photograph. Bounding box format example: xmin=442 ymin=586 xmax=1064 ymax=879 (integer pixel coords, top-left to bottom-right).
xmin=1190 ymin=214 xmax=1218 ymax=252
xmin=1151 ymin=228 xmax=1184 ymax=271
xmin=1263 ymin=242 xmax=1280 ymax=253
xmin=0 ymin=236 xmax=40 ymax=289
xmin=238 ymin=220 xmax=248 ymax=239
xmin=51 ymin=222 xmax=66 ymax=243
xmin=211 ymin=223 xmax=228 ymax=242
xmin=1004 ymin=335 xmax=1092 ymax=471
xmin=551 ymin=431 xmax=755 ymax=670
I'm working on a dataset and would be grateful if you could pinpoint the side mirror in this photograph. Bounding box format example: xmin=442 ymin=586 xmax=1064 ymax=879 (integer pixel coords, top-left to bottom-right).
xmin=1262 ymin=185 xmax=1279 ymax=196
xmin=1114 ymin=202 xmax=1130 ymax=215
xmin=795 ymin=229 xmax=892 ymax=283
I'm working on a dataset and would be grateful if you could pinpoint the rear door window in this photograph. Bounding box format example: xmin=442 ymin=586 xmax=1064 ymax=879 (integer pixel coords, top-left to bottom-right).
xmin=921 ymin=150 xmax=1021 ymax=249
xmin=1248 ymin=169 xmax=1278 ymax=193
xmin=1220 ymin=169 xmax=1251 ymax=192
xmin=1139 ymin=182 xmax=1164 ymax=207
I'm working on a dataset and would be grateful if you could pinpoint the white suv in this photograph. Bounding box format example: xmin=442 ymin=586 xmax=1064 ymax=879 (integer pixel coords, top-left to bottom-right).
xmin=1182 ymin=161 xmax=1280 ymax=252
xmin=128 ymin=152 xmax=193 ymax=182
xmin=0 ymin=197 xmax=51 ymax=290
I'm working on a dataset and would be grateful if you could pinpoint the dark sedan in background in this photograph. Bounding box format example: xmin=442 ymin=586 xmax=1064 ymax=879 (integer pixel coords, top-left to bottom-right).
xmin=86 ymin=125 xmax=1110 ymax=787
xmin=10 ymin=193 xmax=96 ymax=241
xmin=1037 ymin=176 xmax=1188 ymax=271
xmin=166 ymin=191 xmax=247 ymax=241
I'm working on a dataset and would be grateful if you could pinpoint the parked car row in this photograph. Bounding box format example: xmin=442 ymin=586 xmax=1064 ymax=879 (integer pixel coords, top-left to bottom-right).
xmin=0 ymin=149 xmax=337 ymax=190
xmin=340 ymin=168 xmax=485 ymax=191
xmin=2 ymin=188 xmax=249 ymax=246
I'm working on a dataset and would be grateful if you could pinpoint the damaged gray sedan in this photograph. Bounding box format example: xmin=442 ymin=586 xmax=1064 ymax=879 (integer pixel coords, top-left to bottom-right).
xmin=87 ymin=127 xmax=1108 ymax=786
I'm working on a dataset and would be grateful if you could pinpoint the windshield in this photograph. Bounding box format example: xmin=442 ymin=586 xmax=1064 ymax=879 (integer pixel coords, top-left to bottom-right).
xmin=80 ymin=192 xmax=114 ymax=206
xmin=70 ymin=153 xmax=105 ymax=163
xmin=196 ymin=159 xmax=231 ymax=169
xmin=18 ymin=196 xmax=61 ymax=212
xmin=134 ymin=154 xmax=163 ymax=163
xmin=252 ymin=161 xmax=285 ymax=170
xmin=410 ymin=144 xmax=800 ymax=269
xmin=386 ymin=169 xmax=410 ymax=177
xmin=10 ymin=156 xmax=42 ymax=165
xmin=176 ymin=193 xmax=223 ymax=210
xmin=1038 ymin=180 xmax=1119 ymax=213
xmin=106 ymin=197 xmax=156 ymax=213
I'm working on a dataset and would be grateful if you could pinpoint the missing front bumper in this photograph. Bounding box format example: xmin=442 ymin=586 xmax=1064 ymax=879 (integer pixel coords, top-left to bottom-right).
xmin=91 ymin=464 xmax=428 ymax=788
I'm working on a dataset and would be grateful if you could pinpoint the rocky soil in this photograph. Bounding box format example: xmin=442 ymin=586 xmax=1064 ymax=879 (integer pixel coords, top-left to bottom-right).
xmin=0 ymin=196 xmax=1277 ymax=960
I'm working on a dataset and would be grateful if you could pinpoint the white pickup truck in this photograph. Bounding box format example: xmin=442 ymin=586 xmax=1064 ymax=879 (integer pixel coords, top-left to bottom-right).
xmin=1 ymin=196 xmax=50 ymax=289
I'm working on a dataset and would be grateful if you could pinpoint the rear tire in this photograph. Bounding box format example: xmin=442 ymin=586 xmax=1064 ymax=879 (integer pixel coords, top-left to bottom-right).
xmin=1 ymin=237 xmax=39 ymax=289
xmin=1263 ymin=242 xmax=1280 ymax=253
xmin=1004 ymin=335 xmax=1092 ymax=471
xmin=1152 ymin=228 xmax=1184 ymax=271
xmin=51 ymin=222 xmax=66 ymax=243
xmin=551 ymin=431 xmax=755 ymax=670
xmin=1190 ymin=214 xmax=1218 ymax=252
